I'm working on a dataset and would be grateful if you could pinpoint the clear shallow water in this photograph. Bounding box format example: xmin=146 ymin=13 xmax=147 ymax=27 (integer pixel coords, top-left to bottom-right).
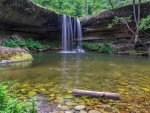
xmin=1 ymin=53 xmax=150 ymax=112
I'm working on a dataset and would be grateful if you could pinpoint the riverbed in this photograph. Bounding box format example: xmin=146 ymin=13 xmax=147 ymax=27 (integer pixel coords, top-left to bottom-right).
xmin=1 ymin=53 xmax=150 ymax=113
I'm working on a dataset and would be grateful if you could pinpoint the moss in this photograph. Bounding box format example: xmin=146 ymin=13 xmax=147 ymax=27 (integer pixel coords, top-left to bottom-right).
xmin=9 ymin=52 xmax=33 ymax=61
xmin=0 ymin=47 xmax=33 ymax=63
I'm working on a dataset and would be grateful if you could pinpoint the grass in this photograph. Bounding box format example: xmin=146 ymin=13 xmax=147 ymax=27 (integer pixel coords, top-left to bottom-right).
xmin=0 ymin=67 xmax=37 ymax=113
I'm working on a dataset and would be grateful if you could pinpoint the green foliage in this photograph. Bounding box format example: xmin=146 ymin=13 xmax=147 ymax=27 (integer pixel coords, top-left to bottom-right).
xmin=0 ymin=69 xmax=36 ymax=113
xmin=139 ymin=15 xmax=150 ymax=30
xmin=102 ymin=39 xmax=113 ymax=53
xmin=3 ymin=38 xmax=58 ymax=50
xmin=25 ymin=38 xmax=42 ymax=50
xmin=108 ymin=14 xmax=150 ymax=31
xmin=3 ymin=40 xmax=18 ymax=48
xmin=30 ymin=98 xmax=37 ymax=113
xmin=31 ymin=0 xmax=149 ymax=17
xmin=108 ymin=16 xmax=132 ymax=28
xmin=0 ymin=82 xmax=36 ymax=113
xmin=83 ymin=39 xmax=113 ymax=53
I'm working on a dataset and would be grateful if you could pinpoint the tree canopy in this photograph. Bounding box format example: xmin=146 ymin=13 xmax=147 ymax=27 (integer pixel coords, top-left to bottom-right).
xmin=31 ymin=0 xmax=149 ymax=17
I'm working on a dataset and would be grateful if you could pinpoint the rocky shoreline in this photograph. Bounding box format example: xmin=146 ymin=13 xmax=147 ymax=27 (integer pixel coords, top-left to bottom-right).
xmin=0 ymin=46 xmax=33 ymax=64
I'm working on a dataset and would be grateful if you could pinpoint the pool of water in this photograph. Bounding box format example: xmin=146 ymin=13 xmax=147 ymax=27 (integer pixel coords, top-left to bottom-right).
xmin=1 ymin=53 xmax=150 ymax=113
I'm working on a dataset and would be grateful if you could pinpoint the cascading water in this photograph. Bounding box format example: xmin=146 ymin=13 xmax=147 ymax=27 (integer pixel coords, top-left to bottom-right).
xmin=61 ymin=15 xmax=84 ymax=53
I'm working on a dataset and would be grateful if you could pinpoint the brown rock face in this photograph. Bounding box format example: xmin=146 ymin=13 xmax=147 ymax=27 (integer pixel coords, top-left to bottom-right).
xmin=0 ymin=0 xmax=59 ymax=34
xmin=0 ymin=1 xmax=150 ymax=53
xmin=80 ymin=2 xmax=150 ymax=53
xmin=80 ymin=2 xmax=150 ymax=38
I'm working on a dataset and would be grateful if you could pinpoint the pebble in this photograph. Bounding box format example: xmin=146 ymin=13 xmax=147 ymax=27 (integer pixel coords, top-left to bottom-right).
xmin=88 ymin=110 xmax=101 ymax=113
xmin=65 ymin=102 xmax=78 ymax=106
xmin=104 ymin=107 xmax=112 ymax=112
xmin=118 ymin=81 xmax=128 ymax=86
xmin=74 ymin=105 xmax=86 ymax=110
xmin=79 ymin=110 xmax=87 ymax=113
xmin=63 ymin=95 xmax=74 ymax=99
xmin=27 ymin=91 xmax=36 ymax=97
xmin=140 ymin=88 xmax=150 ymax=92
xmin=65 ymin=111 xmax=72 ymax=113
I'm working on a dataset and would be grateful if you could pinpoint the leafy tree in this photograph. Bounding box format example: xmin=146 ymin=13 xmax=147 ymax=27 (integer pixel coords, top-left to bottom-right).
xmin=31 ymin=0 xmax=150 ymax=17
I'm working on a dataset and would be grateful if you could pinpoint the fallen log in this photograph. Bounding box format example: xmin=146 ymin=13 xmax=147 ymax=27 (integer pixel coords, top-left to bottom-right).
xmin=72 ymin=89 xmax=120 ymax=100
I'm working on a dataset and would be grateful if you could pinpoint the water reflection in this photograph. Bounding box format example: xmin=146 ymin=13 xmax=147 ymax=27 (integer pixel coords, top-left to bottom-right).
xmin=60 ymin=53 xmax=83 ymax=87
xmin=1 ymin=60 xmax=33 ymax=71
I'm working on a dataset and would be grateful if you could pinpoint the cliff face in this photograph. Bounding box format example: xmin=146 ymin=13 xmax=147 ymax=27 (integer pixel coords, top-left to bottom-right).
xmin=0 ymin=0 xmax=150 ymax=53
xmin=80 ymin=2 xmax=150 ymax=38
xmin=80 ymin=2 xmax=150 ymax=53
xmin=0 ymin=0 xmax=59 ymax=34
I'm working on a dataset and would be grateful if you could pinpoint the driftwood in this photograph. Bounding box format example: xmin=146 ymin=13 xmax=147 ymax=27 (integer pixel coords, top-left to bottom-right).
xmin=72 ymin=89 xmax=120 ymax=100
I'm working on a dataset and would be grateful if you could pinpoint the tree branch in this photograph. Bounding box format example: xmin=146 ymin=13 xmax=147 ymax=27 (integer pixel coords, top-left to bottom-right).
xmin=122 ymin=18 xmax=135 ymax=35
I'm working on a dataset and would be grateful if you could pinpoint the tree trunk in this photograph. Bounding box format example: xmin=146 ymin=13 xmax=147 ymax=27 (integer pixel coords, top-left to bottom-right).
xmin=72 ymin=89 xmax=120 ymax=100
xmin=86 ymin=0 xmax=88 ymax=16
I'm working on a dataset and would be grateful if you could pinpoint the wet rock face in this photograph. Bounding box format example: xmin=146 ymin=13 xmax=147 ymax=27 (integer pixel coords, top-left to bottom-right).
xmin=0 ymin=0 xmax=59 ymax=34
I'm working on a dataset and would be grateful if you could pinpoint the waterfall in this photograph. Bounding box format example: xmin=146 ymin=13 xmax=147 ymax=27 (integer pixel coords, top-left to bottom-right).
xmin=61 ymin=15 xmax=84 ymax=53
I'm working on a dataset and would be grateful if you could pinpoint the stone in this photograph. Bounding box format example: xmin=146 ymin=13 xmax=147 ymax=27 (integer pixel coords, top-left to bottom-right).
xmin=117 ymin=82 xmax=128 ymax=86
xmin=134 ymin=97 xmax=145 ymax=103
xmin=49 ymin=94 xmax=55 ymax=97
xmin=119 ymin=109 xmax=128 ymax=113
xmin=140 ymin=88 xmax=150 ymax=92
xmin=67 ymin=90 xmax=72 ymax=94
xmin=65 ymin=111 xmax=72 ymax=113
xmin=63 ymin=95 xmax=74 ymax=99
xmin=79 ymin=110 xmax=87 ymax=113
xmin=22 ymin=83 xmax=30 ymax=87
xmin=104 ymin=107 xmax=112 ymax=112
xmin=88 ymin=110 xmax=100 ymax=113
xmin=44 ymin=82 xmax=53 ymax=87
xmin=27 ymin=91 xmax=36 ymax=97
xmin=109 ymin=99 xmax=114 ymax=103
xmin=39 ymin=88 xmax=46 ymax=92
xmin=74 ymin=105 xmax=86 ymax=110
xmin=65 ymin=102 xmax=78 ymax=106
xmin=61 ymin=106 xmax=70 ymax=111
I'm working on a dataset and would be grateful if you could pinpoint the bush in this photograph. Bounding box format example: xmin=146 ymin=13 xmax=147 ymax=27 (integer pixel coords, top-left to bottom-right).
xmin=83 ymin=39 xmax=113 ymax=53
xmin=3 ymin=38 xmax=59 ymax=50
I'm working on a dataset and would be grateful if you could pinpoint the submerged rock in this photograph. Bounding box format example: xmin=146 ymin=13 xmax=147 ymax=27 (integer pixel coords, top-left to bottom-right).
xmin=74 ymin=105 xmax=86 ymax=110
xmin=63 ymin=95 xmax=74 ymax=99
xmin=118 ymin=81 xmax=129 ymax=86
xmin=79 ymin=110 xmax=87 ymax=113
xmin=140 ymin=88 xmax=150 ymax=92
xmin=65 ymin=102 xmax=78 ymax=106
xmin=27 ymin=91 xmax=37 ymax=97
xmin=88 ymin=110 xmax=100 ymax=113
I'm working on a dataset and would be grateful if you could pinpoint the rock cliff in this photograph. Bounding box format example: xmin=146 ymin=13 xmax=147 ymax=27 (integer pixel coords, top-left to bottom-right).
xmin=0 ymin=0 xmax=150 ymax=54
xmin=0 ymin=0 xmax=59 ymax=34
xmin=80 ymin=2 xmax=150 ymax=54
xmin=80 ymin=2 xmax=150 ymax=38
